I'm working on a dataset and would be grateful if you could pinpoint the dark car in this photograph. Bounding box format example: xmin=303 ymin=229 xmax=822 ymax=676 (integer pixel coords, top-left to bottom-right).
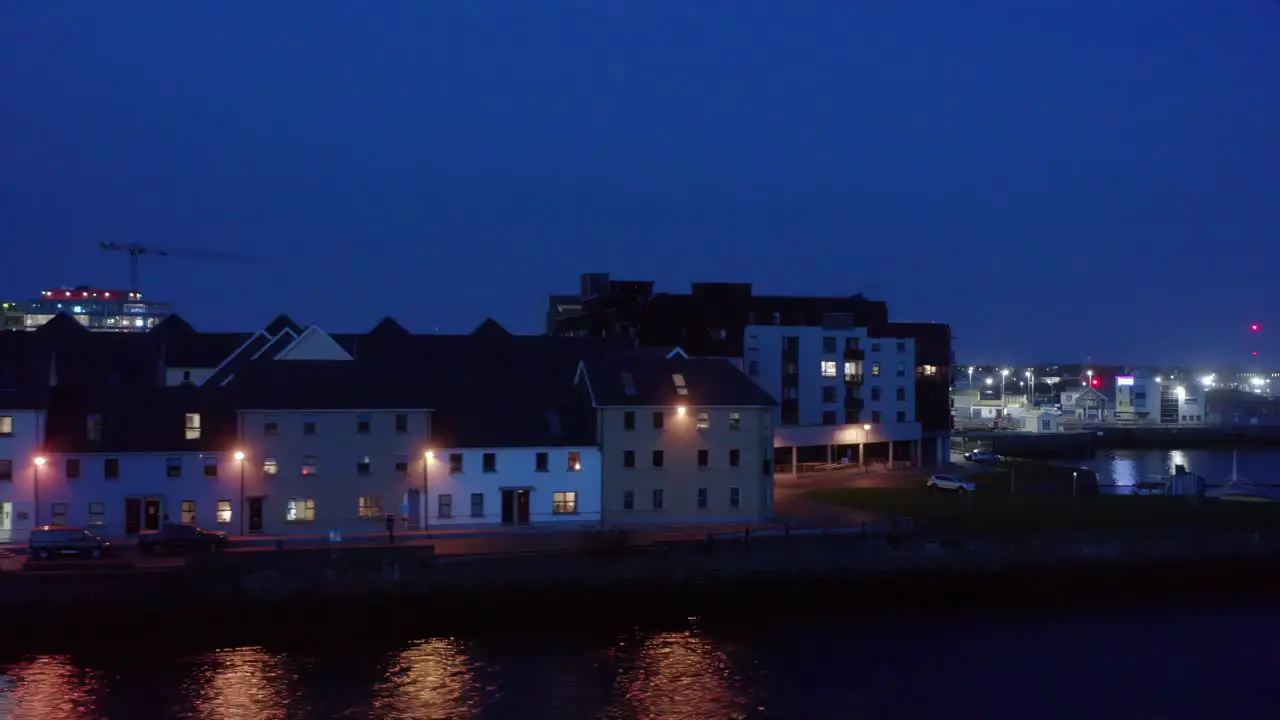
xmin=138 ymin=523 xmax=228 ymax=554
xmin=28 ymin=525 xmax=112 ymax=560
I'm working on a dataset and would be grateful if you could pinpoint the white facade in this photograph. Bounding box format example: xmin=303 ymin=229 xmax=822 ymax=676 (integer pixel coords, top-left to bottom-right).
xmin=0 ymin=451 xmax=240 ymax=542
xmin=1115 ymin=374 xmax=1204 ymax=425
xmin=425 ymin=447 xmax=601 ymax=528
xmin=743 ymin=324 xmax=922 ymax=447
xmin=1016 ymin=411 xmax=1059 ymax=434
xmin=0 ymin=410 xmax=46 ymax=542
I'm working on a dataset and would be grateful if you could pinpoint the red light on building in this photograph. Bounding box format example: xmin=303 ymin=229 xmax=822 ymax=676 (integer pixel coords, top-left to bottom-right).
xmin=1091 ymin=377 xmax=1100 ymax=387
xmin=1253 ymin=351 xmax=1260 ymax=357
xmin=1251 ymin=324 xmax=1261 ymax=332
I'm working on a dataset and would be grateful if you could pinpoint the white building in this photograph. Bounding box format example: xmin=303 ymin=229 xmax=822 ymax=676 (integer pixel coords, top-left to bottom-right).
xmin=425 ymin=447 xmax=601 ymax=528
xmin=0 ymin=409 xmax=46 ymax=543
xmin=1114 ymin=373 xmax=1204 ymax=425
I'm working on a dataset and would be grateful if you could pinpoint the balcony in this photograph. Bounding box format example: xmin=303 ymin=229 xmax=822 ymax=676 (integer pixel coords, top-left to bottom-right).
xmin=844 ymin=346 xmax=865 ymax=361
xmin=844 ymin=373 xmax=864 ymax=386
xmin=843 ymin=395 xmax=865 ymax=411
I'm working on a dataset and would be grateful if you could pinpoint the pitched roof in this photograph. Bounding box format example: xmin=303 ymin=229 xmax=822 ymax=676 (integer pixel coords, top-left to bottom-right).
xmin=202 ymin=333 xmax=273 ymax=387
xmin=263 ymin=314 xmax=303 ymax=337
xmin=226 ymin=359 xmax=435 ymax=410
xmin=579 ymin=355 xmax=776 ymax=408
xmin=471 ymin=318 xmax=513 ymax=339
xmin=0 ymin=332 xmax=51 ymax=410
xmin=43 ymin=385 xmax=237 ymax=454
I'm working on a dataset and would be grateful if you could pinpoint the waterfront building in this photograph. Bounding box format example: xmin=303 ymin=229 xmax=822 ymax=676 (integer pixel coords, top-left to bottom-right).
xmin=1113 ymin=372 xmax=1204 ymax=425
xmin=548 ymin=273 xmax=953 ymax=471
xmin=4 ymin=286 xmax=172 ymax=331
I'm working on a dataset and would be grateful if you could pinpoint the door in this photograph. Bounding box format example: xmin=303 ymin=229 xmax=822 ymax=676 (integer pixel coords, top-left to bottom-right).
xmin=125 ymin=498 xmax=142 ymax=535
xmin=248 ymin=497 xmax=264 ymax=533
xmin=516 ymin=490 xmax=531 ymax=525
xmin=143 ymin=499 xmax=162 ymax=531
xmin=501 ymin=490 xmax=515 ymax=525
xmin=0 ymin=502 xmax=10 ymax=544
xmin=405 ymin=489 xmax=421 ymax=529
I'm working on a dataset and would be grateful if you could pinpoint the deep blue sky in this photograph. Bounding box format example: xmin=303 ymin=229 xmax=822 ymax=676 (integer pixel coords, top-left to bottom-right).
xmin=2 ymin=1 xmax=1278 ymax=366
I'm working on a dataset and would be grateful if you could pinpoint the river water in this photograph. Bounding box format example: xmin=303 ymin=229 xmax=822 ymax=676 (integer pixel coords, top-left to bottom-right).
xmin=2 ymin=603 xmax=1278 ymax=719
xmin=1069 ymin=448 xmax=1280 ymax=491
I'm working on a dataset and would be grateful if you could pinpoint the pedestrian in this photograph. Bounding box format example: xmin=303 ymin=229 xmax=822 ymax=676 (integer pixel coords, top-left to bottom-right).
xmin=385 ymin=513 xmax=395 ymax=544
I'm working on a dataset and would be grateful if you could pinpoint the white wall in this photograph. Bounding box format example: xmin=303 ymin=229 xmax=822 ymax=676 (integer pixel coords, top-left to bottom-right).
xmin=425 ymin=447 xmax=601 ymax=528
xmin=7 ymin=451 xmax=240 ymax=541
xmin=0 ymin=410 xmax=45 ymax=542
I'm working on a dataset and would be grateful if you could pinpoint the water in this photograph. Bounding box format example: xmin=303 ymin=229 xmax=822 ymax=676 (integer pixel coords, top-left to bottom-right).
xmin=1067 ymin=448 xmax=1280 ymax=492
xmin=2 ymin=605 xmax=1279 ymax=719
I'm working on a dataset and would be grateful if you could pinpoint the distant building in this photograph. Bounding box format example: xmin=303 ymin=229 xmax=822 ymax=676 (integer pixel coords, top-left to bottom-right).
xmin=3 ymin=287 xmax=171 ymax=331
xmin=1114 ymin=373 xmax=1204 ymax=425
xmin=1206 ymin=389 xmax=1280 ymax=427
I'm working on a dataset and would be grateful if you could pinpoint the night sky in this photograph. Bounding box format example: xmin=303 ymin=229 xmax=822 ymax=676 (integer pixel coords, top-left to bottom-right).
xmin=2 ymin=2 xmax=1277 ymax=366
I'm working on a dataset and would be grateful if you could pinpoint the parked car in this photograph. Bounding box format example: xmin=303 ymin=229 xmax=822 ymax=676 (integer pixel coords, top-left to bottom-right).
xmin=28 ymin=525 xmax=112 ymax=560
xmin=138 ymin=523 xmax=228 ymax=554
xmin=964 ymin=449 xmax=1000 ymax=463
xmin=926 ymin=474 xmax=978 ymax=493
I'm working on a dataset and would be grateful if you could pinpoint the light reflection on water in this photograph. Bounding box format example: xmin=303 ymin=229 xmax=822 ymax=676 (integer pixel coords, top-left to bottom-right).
xmin=2 ymin=608 xmax=1280 ymax=718
xmin=1075 ymin=448 xmax=1280 ymax=494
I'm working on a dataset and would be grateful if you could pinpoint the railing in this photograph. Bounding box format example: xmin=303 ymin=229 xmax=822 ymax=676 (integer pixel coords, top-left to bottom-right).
xmin=844 ymin=373 xmax=864 ymax=385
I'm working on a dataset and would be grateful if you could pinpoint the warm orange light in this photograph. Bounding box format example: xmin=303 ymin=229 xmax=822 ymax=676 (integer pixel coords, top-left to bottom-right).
xmin=33 ymin=456 xmax=46 ymax=467
xmin=863 ymin=424 xmax=871 ymax=431
xmin=676 ymin=406 xmax=687 ymax=416
xmin=233 ymin=451 xmax=245 ymax=462
xmin=425 ymin=450 xmax=434 ymax=460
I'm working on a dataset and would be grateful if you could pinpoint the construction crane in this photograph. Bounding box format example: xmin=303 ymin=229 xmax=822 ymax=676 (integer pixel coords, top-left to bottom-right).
xmin=98 ymin=241 xmax=247 ymax=292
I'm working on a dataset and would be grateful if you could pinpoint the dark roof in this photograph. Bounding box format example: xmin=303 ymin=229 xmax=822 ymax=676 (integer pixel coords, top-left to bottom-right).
xmin=203 ymin=333 xmax=273 ymax=387
xmin=35 ymin=312 xmax=89 ymax=339
xmin=151 ymin=314 xmax=196 ymax=336
xmin=579 ymin=354 xmax=776 ymax=408
xmin=263 ymin=314 xmax=303 ymax=337
xmin=162 ymin=331 xmax=254 ymax=368
xmin=369 ymin=317 xmax=410 ymax=339
xmin=226 ymin=359 xmax=435 ymax=410
xmin=43 ymin=385 xmax=237 ymax=454
xmin=51 ymin=332 xmax=163 ymax=391
xmin=0 ymin=332 xmax=51 ymax=409
xmin=471 ymin=318 xmax=513 ymax=339
xmin=254 ymin=329 xmax=298 ymax=360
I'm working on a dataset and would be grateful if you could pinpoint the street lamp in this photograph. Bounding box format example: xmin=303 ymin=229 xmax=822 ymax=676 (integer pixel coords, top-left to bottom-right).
xmin=968 ymin=366 xmax=974 ymax=389
xmin=1025 ymin=369 xmax=1034 ymax=406
xmin=234 ymin=451 xmax=246 ymax=536
xmin=422 ymin=450 xmax=433 ymax=531
xmin=1000 ymin=369 xmax=1010 ymax=411
xmin=33 ymin=456 xmax=46 ymax=526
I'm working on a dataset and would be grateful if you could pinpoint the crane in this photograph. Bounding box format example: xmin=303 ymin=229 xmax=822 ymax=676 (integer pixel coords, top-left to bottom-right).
xmin=98 ymin=241 xmax=247 ymax=292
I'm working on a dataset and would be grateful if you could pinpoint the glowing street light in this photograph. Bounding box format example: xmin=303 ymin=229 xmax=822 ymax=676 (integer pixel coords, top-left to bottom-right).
xmin=234 ymin=451 xmax=246 ymax=536
xmin=422 ymin=450 xmax=434 ymax=531
xmin=33 ymin=456 xmax=46 ymax=526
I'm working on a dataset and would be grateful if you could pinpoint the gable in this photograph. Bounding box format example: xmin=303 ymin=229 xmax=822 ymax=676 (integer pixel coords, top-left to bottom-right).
xmin=274 ymin=326 xmax=354 ymax=361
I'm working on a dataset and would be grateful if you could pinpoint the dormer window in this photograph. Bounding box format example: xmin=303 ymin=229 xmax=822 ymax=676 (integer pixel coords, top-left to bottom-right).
xmin=184 ymin=413 xmax=202 ymax=440
xmin=621 ymin=371 xmax=637 ymax=397
xmin=86 ymin=414 xmax=103 ymax=442
xmin=672 ymin=373 xmax=689 ymax=396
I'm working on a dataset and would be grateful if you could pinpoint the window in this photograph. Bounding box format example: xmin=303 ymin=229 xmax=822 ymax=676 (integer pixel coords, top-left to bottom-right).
xmin=623 ymin=450 xmax=636 ymax=468
xmin=449 ymin=453 xmax=464 ymax=473
xmin=870 ymin=342 xmax=881 ymax=352
xmin=65 ymin=458 xmax=81 ymax=479
xmin=552 ymin=491 xmax=578 ymax=514
xmin=652 ymin=450 xmax=664 ymax=468
xmin=747 ymin=334 xmax=759 ymax=349
xmin=203 ymin=455 xmax=218 ymax=478
xmin=822 ymin=386 xmax=838 ymax=403
xmin=729 ymin=412 xmax=741 ymax=430
xmin=896 ymin=387 xmax=906 ymax=401
xmin=483 ymin=453 xmax=497 ymax=473
xmin=672 ymin=373 xmax=689 ymax=396
xmin=263 ymin=457 xmax=279 ymax=476
xmin=729 ymin=449 xmax=741 ymax=467
xmin=0 ymin=460 xmax=11 ymax=481
xmin=181 ymin=500 xmax=196 ymax=525
xmin=535 ymin=452 xmax=549 ymax=472
xmin=696 ymin=410 xmax=710 ymax=430
xmin=471 ymin=493 xmax=484 ymax=517
xmin=623 ymin=491 xmax=635 ymax=511
xmin=216 ymin=500 xmax=232 ymax=524
xmin=394 ymin=455 xmax=409 ymax=473
xmin=184 ymin=413 xmax=201 ymax=440
xmin=896 ymin=362 xmax=906 ymax=377
xmin=896 ymin=411 xmax=906 ymax=423
xmin=823 ymin=336 xmax=837 ymax=353
xmin=623 ymin=411 xmax=636 ymax=430
xmin=729 ymin=487 xmax=741 ymax=509
xmin=871 ymin=387 xmax=882 ymax=401
xmin=357 ymin=456 xmax=371 ymax=475
xmin=302 ymin=455 xmax=317 ymax=475
xmin=871 ymin=410 xmax=882 ymax=423
xmin=697 ymin=449 xmax=709 ymax=468
xmin=88 ymin=502 xmax=105 ymax=527
xmin=748 ymin=360 xmax=759 ymax=376
xmin=921 ymin=364 xmax=938 ymax=376
xmin=844 ymin=361 xmax=858 ymax=376
xmin=394 ymin=413 xmax=408 ymax=434
xmin=437 ymin=494 xmax=453 ymax=518
xmin=568 ymin=452 xmax=581 ymax=471
xmin=356 ymin=414 xmax=371 ymax=434
xmin=871 ymin=363 xmax=881 ymax=377
xmin=358 ymin=496 xmax=382 ymax=519
xmin=302 ymin=415 xmax=317 ymax=435
xmin=87 ymin=414 xmax=103 ymax=441
xmin=51 ymin=502 xmax=68 ymax=524
xmin=264 ymin=417 xmax=279 ymax=435
xmin=104 ymin=457 xmax=119 ymax=479
xmin=286 ymin=498 xmax=316 ymax=522
xmin=652 ymin=489 xmax=664 ymax=510
xmin=652 ymin=411 xmax=664 ymax=429
xmin=0 ymin=415 xmax=12 ymax=436
xmin=820 ymin=361 xmax=837 ymax=377
xmin=822 ymin=410 xmax=837 ymax=424
xmin=697 ymin=488 xmax=708 ymax=509
xmin=763 ymin=458 xmax=772 ymax=475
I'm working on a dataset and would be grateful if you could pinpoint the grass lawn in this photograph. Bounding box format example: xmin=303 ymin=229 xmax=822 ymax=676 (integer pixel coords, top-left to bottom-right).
xmin=807 ymin=464 xmax=1280 ymax=538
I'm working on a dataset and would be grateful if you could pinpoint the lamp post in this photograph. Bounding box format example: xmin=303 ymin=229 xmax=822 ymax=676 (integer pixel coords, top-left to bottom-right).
xmin=422 ymin=450 xmax=433 ymax=531
xmin=968 ymin=366 xmax=974 ymax=389
xmin=1025 ymin=369 xmax=1034 ymax=406
xmin=33 ymin=456 xmax=46 ymax=526
xmin=234 ymin=451 xmax=245 ymax=536
xmin=1000 ymin=369 xmax=1010 ymax=412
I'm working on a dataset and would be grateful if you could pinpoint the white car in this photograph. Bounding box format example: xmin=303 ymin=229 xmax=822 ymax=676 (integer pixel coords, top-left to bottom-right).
xmin=927 ymin=474 xmax=977 ymax=493
xmin=964 ymin=449 xmax=999 ymax=463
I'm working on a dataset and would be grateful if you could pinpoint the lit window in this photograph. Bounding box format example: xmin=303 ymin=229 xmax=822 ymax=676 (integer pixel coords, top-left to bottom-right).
xmin=921 ymin=364 xmax=938 ymax=376
xmin=552 ymin=491 xmax=578 ymax=514
xmin=181 ymin=500 xmax=196 ymax=525
xmin=301 ymin=456 xmax=317 ymax=475
xmin=567 ymin=451 xmax=582 ymax=472
xmin=844 ymin=362 xmax=858 ymax=377
xmin=286 ymin=498 xmax=316 ymax=522
xmin=672 ymin=373 xmax=689 ymax=395
xmin=696 ymin=410 xmax=710 ymax=430
xmin=184 ymin=413 xmax=201 ymax=440
xmin=821 ymin=361 xmax=837 ymax=377
xmin=358 ymin=496 xmax=382 ymax=519
xmin=0 ymin=416 xmax=12 ymax=436
xmin=263 ymin=458 xmax=278 ymax=476
xmin=216 ymin=500 xmax=232 ymax=524
xmin=871 ymin=363 xmax=881 ymax=377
